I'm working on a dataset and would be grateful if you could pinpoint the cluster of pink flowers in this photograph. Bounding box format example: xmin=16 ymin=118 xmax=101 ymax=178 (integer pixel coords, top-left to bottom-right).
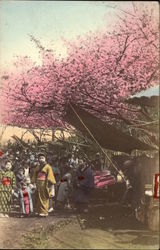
xmin=0 ymin=5 xmax=158 ymax=129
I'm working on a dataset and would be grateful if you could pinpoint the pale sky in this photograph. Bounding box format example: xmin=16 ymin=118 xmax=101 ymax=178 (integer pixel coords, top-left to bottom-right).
xmin=0 ymin=0 xmax=137 ymax=69
xmin=0 ymin=1 xmax=158 ymax=69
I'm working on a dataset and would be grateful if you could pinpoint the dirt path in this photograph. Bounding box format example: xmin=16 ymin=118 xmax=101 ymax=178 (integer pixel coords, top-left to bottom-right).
xmin=46 ymin=223 xmax=159 ymax=249
xmin=0 ymin=205 xmax=159 ymax=249
xmin=0 ymin=213 xmax=75 ymax=249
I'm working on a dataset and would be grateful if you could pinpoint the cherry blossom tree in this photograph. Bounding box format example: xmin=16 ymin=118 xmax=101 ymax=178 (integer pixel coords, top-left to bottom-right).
xmin=0 ymin=3 xmax=158 ymax=140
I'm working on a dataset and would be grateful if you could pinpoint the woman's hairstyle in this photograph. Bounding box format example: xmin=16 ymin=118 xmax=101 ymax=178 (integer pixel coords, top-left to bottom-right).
xmin=38 ymin=152 xmax=46 ymax=158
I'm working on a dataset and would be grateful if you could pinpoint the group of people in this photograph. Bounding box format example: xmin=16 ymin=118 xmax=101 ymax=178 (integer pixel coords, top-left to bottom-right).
xmin=0 ymin=151 xmax=95 ymax=218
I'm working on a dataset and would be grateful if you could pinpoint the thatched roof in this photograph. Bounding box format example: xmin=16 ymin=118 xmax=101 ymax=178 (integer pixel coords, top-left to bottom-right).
xmin=64 ymin=103 xmax=155 ymax=154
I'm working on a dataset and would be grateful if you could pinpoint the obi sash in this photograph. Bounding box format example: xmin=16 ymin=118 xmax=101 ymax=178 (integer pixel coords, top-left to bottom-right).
xmin=61 ymin=178 xmax=67 ymax=182
xmin=78 ymin=175 xmax=84 ymax=181
xmin=37 ymin=172 xmax=46 ymax=181
xmin=2 ymin=177 xmax=11 ymax=186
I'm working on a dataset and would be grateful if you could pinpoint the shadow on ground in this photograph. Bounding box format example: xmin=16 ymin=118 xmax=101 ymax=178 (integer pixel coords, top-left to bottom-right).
xmin=77 ymin=203 xmax=159 ymax=248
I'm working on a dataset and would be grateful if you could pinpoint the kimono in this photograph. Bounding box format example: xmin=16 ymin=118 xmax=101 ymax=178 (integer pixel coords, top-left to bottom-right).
xmin=57 ymin=177 xmax=71 ymax=203
xmin=32 ymin=164 xmax=56 ymax=215
xmin=73 ymin=165 xmax=94 ymax=204
xmin=0 ymin=170 xmax=16 ymax=213
xmin=14 ymin=186 xmax=34 ymax=215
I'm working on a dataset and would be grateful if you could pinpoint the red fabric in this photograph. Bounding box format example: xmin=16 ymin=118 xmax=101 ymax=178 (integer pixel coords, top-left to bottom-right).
xmin=2 ymin=177 xmax=11 ymax=186
xmin=23 ymin=189 xmax=29 ymax=198
xmin=154 ymin=174 xmax=160 ymax=199
xmin=0 ymin=150 xmax=3 ymax=157
xmin=22 ymin=189 xmax=29 ymax=214
xmin=78 ymin=176 xmax=84 ymax=181
xmin=94 ymin=171 xmax=116 ymax=188
xmin=37 ymin=172 xmax=46 ymax=180
xmin=61 ymin=179 xmax=67 ymax=182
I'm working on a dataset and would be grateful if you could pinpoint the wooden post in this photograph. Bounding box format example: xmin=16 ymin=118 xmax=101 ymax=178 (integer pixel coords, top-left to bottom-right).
xmin=52 ymin=129 xmax=55 ymax=142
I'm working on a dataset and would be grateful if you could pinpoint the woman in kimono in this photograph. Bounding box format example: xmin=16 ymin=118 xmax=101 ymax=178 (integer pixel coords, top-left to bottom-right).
xmin=0 ymin=160 xmax=16 ymax=217
xmin=73 ymin=159 xmax=94 ymax=213
xmin=32 ymin=153 xmax=56 ymax=217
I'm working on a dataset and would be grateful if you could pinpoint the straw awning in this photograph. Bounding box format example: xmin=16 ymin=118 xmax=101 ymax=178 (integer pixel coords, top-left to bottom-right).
xmin=64 ymin=103 xmax=155 ymax=154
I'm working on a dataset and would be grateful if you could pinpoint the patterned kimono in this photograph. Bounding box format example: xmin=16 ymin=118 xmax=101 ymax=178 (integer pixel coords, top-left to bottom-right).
xmin=0 ymin=170 xmax=16 ymax=213
xmin=14 ymin=187 xmax=34 ymax=215
xmin=32 ymin=164 xmax=56 ymax=215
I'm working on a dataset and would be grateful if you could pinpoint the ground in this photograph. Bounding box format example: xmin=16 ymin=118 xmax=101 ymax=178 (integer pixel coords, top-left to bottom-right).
xmin=0 ymin=203 xmax=159 ymax=249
